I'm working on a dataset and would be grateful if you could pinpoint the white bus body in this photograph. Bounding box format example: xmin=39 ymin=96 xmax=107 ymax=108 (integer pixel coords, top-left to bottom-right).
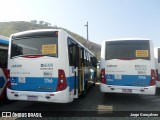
xmin=100 ymin=38 xmax=156 ymax=95
xmin=7 ymin=29 xmax=97 ymax=103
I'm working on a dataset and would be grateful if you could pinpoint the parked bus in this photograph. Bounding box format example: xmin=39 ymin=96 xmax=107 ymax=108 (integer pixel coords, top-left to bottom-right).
xmin=100 ymin=38 xmax=156 ymax=95
xmin=0 ymin=35 xmax=9 ymax=100
xmin=154 ymin=47 xmax=160 ymax=88
xmin=7 ymin=29 xmax=97 ymax=103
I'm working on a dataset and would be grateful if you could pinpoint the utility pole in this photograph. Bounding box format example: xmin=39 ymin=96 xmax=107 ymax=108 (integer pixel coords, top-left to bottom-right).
xmin=84 ymin=21 xmax=89 ymax=48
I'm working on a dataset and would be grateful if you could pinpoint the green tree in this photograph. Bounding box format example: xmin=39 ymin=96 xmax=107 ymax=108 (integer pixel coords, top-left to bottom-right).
xmin=30 ymin=20 xmax=37 ymax=24
xmin=39 ymin=21 xmax=44 ymax=25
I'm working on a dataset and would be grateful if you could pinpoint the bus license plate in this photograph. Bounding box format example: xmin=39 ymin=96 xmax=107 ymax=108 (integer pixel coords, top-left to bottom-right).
xmin=122 ymin=89 xmax=132 ymax=93
xmin=27 ymin=96 xmax=38 ymax=101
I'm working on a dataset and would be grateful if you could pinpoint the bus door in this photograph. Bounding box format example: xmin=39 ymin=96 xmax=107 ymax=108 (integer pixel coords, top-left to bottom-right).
xmin=78 ymin=47 xmax=84 ymax=95
xmin=68 ymin=38 xmax=79 ymax=98
xmin=73 ymin=44 xmax=78 ymax=97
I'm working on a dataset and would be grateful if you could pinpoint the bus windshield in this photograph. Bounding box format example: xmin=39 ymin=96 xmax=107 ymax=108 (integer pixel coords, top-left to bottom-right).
xmin=11 ymin=36 xmax=58 ymax=58
xmin=105 ymin=40 xmax=150 ymax=60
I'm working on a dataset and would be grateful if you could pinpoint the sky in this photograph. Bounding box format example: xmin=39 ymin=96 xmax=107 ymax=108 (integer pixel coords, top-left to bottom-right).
xmin=0 ymin=0 xmax=160 ymax=47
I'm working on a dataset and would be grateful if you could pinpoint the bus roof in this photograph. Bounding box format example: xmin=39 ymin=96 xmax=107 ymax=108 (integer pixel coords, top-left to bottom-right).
xmin=11 ymin=29 xmax=95 ymax=56
xmin=11 ymin=29 xmax=60 ymax=38
xmin=0 ymin=35 xmax=9 ymax=44
xmin=104 ymin=38 xmax=151 ymax=42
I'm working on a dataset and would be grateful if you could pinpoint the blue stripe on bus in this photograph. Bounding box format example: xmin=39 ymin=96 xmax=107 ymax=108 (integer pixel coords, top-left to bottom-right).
xmin=0 ymin=39 xmax=9 ymax=44
xmin=10 ymin=76 xmax=79 ymax=92
xmin=10 ymin=74 xmax=94 ymax=92
xmin=10 ymin=77 xmax=58 ymax=92
xmin=105 ymin=74 xmax=151 ymax=86
xmin=0 ymin=77 xmax=5 ymax=88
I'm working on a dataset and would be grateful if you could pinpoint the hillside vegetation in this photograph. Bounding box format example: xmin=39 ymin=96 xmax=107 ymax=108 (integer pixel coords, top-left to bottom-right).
xmin=0 ymin=21 xmax=101 ymax=59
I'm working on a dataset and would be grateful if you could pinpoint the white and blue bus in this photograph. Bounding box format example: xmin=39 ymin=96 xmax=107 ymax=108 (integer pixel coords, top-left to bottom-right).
xmin=7 ymin=29 xmax=97 ymax=103
xmin=100 ymin=38 xmax=156 ymax=95
xmin=0 ymin=35 xmax=9 ymax=100
xmin=154 ymin=47 xmax=160 ymax=88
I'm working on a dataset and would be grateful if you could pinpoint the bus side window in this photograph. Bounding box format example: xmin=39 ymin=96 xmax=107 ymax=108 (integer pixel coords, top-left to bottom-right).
xmin=90 ymin=55 xmax=94 ymax=66
xmin=73 ymin=45 xmax=78 ymax=67
xmin=81 ymin=48 xmax=84 ymax=66
xmin=85 ymin=51 xmax=88 ymax=67
xmin=88 ymin=53 xmax=90 ymax=66
xmin=68 ymin=38 xmax=78 ymax=67
xmin=91 ymin=57 xmax=97 ymax=68
xmin=83 ymin=50 xmax=86 ymax=67
xmin=68 ymin=45 xmax=73 ymax=66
